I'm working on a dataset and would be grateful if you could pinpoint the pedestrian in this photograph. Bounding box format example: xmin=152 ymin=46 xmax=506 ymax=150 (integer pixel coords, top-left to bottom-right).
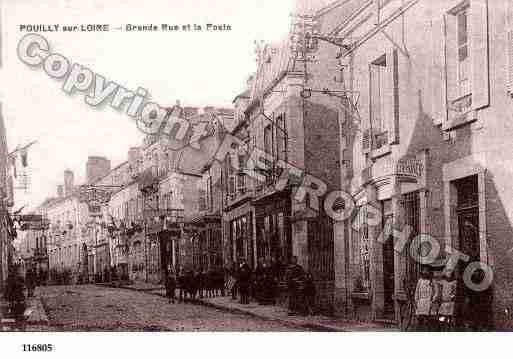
xmin=165 ymin=268 xmax=177 ymax=304
xmin=260 ymin=258 xmax=277 ymax=305
xmin=226 ymin=261 xmax=238 ymax=300
xmin=214 ymin=266 xmax=225 ymax=297
xmin=437 ymin=271 xmax=457 ymax=331
xmin=177 ymin=268 xmax=186 ymax=302
xmin=414 ymin=266 xmax=435 ymax=331
xmin=303 ymin=272 xmax=316 ymax=316
xmin=286 ymin=256 xmax=305 ymax=316
xmin=238 ymin=258 xmax=251 ymax=305
xmin=429 ymin=269 xmax=443 ymax=331
xmin=4 ymin=264 xmax=26 ymax=320
xmin=197 ymin=268 xmax=205 ymax=299
xmin=25 ymin=266 xmax=36 ymax=298
xmin=459 ymin=266 xmax=492 ymax=331
xmin=253 ymin=257 xmax=265 ymax=303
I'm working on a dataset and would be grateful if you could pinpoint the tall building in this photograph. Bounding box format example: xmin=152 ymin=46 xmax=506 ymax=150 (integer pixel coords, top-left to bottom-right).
xmin=304 ymin=0 xmax=513 ymax=329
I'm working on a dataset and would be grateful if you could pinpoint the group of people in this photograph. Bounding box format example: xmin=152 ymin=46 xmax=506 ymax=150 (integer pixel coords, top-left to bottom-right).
xmin=163 ymin=256 xmax=318 ymax=316
xmin=414 ymin=265 xmax=491 ymax=331
xmin=227 ymin=256 xmax=317 ymax=316
xmin=164 ymin=266 xmax=226 ymax=304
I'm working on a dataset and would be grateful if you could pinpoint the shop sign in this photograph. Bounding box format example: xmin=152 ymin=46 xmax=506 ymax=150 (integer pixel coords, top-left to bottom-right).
xmin=395 ymin=157 xmax=424 ymax=179
xmin=78 ymin=185 xmax=111 ymax=205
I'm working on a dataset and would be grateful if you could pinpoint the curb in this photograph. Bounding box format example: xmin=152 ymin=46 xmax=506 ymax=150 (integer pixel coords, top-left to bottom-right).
xmin=97 ymin=283 xmax=164 ymax=293
xmin=195 ymin=299 xmax=339 ymax=332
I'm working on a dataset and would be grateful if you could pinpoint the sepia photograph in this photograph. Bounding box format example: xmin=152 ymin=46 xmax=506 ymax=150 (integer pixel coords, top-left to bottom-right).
xmin=0 ymin=0 xmax=512 ymax=355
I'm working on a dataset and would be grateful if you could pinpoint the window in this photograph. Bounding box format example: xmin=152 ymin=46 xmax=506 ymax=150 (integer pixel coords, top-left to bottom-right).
xmin=457 ymin=6 xmax=470 ymax=97
xmin=206 ymin=176 xmax=212 ymax=210
xmin=237 ymin=173 xmax=246 ymax=194
xmin=275 ymin=114 xmax=287 ymax=161
xmin=264 ymin=124 xmax=273 ymax=157
xmin=198 ymin=184 xmax=207 ymax=211
xmin=370 ymin=54 xmax=388 ymax=149
xmin=352 ymin=205 xmax=370 ymax=292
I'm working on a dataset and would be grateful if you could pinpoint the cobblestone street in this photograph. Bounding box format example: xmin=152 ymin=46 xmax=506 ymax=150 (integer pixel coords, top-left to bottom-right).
xmin=38 ymin=285 xmax=300 ymax=331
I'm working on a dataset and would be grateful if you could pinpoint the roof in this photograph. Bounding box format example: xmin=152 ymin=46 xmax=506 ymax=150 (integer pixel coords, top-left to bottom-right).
xmin=92 ymin=160 xmax=129 ymax=185
xmin=232 ymin=89 xmax=251 ymax=103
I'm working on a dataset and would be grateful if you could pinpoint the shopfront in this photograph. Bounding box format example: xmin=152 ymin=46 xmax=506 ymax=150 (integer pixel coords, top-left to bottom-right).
xmin=253 ymin=189 xmax=291 ymax=276
xmin=352 ymin=151 xmax=428 ymax=322
xmin=224 ymin=200 xmax=254 ymax=269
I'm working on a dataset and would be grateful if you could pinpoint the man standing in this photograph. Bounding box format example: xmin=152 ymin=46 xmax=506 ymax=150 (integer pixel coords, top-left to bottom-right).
xmin=286 ymin=256 xmax=305 ymax=315
xmin=25 ymin=265 xmax=36 ymax=298
xmin=238 ymin=258 xmax=251 ymax=305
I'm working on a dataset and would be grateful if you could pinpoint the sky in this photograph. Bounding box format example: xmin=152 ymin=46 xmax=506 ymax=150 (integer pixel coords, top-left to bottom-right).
xmin=0 ymin=0 xmax=295 ymax=211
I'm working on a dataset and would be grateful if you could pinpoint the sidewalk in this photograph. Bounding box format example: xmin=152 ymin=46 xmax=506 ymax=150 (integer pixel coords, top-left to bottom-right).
xmin=100 ymin=282 xmax=398 ymax=331
xmin=197 ymin=296 xmax=398 ymax=332
xmin=98 ymin=280 xmax=164 ymax=292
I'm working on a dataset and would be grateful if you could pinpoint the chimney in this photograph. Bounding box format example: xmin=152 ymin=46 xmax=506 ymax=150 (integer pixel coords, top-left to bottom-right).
xmin=57 ymin=185 xmax=64 ymax=198
xmin=64 ymin=170 xmax=74 ymax=197
xmin=128 ymin=147 xmax=141 ymax=176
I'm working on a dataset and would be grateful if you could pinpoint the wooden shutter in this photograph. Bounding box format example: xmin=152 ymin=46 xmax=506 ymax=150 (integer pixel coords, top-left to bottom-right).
xmin=470 ymin=0 xmax=489 ymax=110
xmin=385 ymin=48 xmax=399 ymax=144
xmin=446 ymin=14 xmax=458 ymax=107
xmin=431 ymin=16 xmax=447 ymax=125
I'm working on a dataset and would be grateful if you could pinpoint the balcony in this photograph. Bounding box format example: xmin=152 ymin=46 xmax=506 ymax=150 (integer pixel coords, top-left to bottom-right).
xmin=443 ymin=94 xmax=477 ymax=131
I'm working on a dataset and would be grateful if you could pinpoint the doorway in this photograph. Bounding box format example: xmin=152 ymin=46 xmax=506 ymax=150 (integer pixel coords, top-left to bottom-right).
xmin=454 ymin=175 xmax=490 ymax=329
xmin=159 ymin=232 xmax=173 ymax=274
xmin=456 ymin=175 xmax=480 ymax=262
xmin=382 ymin=200 xmax=395 ymax=319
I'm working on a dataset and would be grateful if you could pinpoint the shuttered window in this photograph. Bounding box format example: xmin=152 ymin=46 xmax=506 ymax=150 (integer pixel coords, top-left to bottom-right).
xmin=446 ymin=0 xmax=489 ymax=110
xmin=365 ymin=48 xmax=399 ymax=151
xmin=457 ymin=8 xmax=471 ymax=97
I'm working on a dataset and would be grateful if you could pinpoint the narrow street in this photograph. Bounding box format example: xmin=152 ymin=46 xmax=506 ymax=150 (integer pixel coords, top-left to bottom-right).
xmin=38 ymin=285 xmax=300 ymax=331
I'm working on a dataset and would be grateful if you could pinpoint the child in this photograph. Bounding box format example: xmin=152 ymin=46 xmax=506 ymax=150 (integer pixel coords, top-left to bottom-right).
xmin=437 ymin=271 xmax=457 ymax=331
xmin=414 ymin=266 xmax=435 ymax=331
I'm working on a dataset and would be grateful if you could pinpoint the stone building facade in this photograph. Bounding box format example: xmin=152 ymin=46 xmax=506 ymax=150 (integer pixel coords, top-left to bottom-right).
xmin=299 ymin=0 xmax=513 ymax=329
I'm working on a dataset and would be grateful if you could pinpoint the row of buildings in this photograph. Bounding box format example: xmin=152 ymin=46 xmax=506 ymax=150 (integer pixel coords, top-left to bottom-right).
xmin=0 ymin=103 xmax=16 ymax=295
xmin=19 ymin=0 xmax=513 ymax=329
